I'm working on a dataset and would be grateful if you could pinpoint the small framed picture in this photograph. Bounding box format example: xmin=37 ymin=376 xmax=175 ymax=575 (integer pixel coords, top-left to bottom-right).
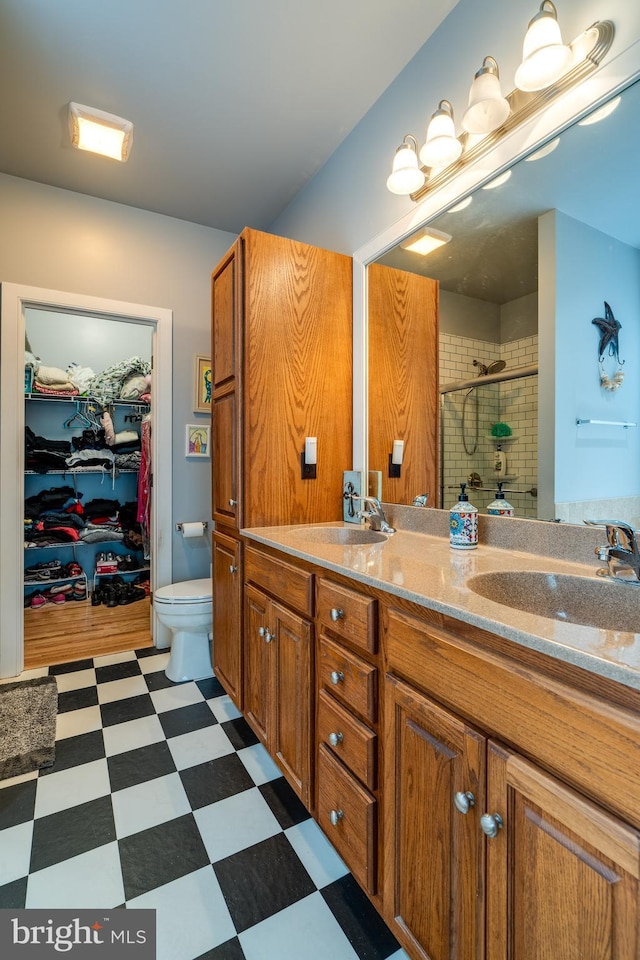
xmin=194 ymin=355 xmax=212 ymax=414
xmin=185 ymin=423 xmax=210 ymax=458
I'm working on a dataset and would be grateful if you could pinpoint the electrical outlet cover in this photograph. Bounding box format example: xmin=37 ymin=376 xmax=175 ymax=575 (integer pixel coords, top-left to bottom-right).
xmin=343 ymin=470 xmax=363 ymax=524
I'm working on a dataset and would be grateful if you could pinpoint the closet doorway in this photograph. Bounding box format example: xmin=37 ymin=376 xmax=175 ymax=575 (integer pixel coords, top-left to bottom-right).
xmin=0 ymin=284 xmax=173 ymax=678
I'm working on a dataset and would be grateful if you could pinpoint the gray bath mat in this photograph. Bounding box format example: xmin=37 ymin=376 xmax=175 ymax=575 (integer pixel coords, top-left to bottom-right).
xmin=0 ymin=675 xmax=58 ymax=780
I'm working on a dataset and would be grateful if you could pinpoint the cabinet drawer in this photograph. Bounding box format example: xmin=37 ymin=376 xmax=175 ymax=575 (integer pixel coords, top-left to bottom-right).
xmin=317 ymin=578 xmax=377 ymax=653
xmin=318 ymin=636 xmax=377 ymax=724
xmin=245 ymin=546 xmax=313 ymax=617
xmin=317 ymin=689 xmax=377 ymax=790
xmin=317 ymin=745 xmax=377 ymax=894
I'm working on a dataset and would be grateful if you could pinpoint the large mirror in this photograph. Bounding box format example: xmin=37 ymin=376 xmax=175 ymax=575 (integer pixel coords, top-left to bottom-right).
xmin=367 ymin=75 xmax=640 ymax=526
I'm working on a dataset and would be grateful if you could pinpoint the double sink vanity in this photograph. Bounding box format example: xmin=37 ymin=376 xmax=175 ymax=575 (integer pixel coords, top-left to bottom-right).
xmin=237 ymin=510 xmax=640 ymax=960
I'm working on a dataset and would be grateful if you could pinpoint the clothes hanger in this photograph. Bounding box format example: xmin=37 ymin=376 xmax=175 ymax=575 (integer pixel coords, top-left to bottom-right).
xmin=62 ymin=400 xmax=92 ymax=429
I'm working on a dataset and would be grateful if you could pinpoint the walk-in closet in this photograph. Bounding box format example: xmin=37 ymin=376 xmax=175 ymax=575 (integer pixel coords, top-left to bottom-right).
xmin=23 ymin=308 xmax=154 ymax=666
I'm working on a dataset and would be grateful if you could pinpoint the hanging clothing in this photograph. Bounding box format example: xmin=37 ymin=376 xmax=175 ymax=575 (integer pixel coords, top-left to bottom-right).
xmin=137 ymin=415 xmax=152 ymax=560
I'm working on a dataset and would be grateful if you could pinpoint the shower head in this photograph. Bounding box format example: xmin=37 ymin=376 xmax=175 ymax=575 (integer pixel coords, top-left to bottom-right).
xmin=473 ymin=359 xmax=507 ymax=376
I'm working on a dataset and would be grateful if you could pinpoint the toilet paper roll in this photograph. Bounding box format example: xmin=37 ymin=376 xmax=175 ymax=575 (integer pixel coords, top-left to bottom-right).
xmin=181 ymin=521 xmax=206 ymax=539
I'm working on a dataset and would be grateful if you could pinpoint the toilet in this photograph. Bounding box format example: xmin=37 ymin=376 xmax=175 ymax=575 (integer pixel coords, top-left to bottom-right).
xmin=153 ymin=578 xmax=214 ymax=683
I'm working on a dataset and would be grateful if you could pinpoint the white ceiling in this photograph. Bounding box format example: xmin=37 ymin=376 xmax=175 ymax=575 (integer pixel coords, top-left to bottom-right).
xmin=0 ymin=0 xmax=460 ymax=234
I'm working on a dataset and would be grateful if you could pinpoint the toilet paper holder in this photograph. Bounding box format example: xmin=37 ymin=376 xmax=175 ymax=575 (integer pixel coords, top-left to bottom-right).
xmin=175 ymin=521 xmax=209 ymax=532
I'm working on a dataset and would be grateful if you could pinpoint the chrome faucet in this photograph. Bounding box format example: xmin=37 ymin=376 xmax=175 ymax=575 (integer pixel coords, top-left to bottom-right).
xmin=587 ymin=520 xmax=640 ymax=583
xmin=351 ymin=495 xmax=396 ymax=534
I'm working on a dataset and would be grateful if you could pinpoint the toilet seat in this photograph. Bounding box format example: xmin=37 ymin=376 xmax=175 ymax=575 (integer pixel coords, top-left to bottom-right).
xmin=155 ymin=578 xmax=212 ymax=605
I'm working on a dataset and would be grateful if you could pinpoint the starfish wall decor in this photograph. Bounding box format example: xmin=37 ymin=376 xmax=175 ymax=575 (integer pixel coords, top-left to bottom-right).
xmin=592 ymin=301 xmax=624 ymax=391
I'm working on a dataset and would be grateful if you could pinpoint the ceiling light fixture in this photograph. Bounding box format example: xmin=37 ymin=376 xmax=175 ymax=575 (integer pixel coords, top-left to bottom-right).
xmin=420 ymin=100 xmax=462 ymax=169
xmin=463 ymin=57 xmax=510 ymax=134
xmin=514 ymin=1 xmax=572 ymax=93
xmin=68 ymin=102 xmax=134 ymax=162
xmin=386 ymin=135 xmax=426 ymax=195
xmin=400 ymin=227 xmax=452 ymax=256
xmin=385 ymin=7 xmax=613 ymax=204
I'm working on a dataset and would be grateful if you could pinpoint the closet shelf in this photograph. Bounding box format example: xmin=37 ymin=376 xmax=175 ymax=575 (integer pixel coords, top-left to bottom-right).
xmin=25 ymin=540 xmax=132 ymax=551
xmin=25 ymin=393 xmax=149 ymax=407
xmin=24 ymin=572 xmax=87 ymax=588
xmin=25 ymin=468 xmax=139 ymax=475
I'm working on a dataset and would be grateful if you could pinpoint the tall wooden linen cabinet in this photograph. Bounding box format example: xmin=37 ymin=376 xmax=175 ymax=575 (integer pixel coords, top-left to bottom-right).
xmin=210 ymin=227 xmax=352 ymax=712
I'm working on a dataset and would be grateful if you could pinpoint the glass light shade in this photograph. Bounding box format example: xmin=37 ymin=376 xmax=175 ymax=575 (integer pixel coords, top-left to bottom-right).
xmin=462 ymin=63 xmax=510 ymax=134
xmin=515 ymin=3 xmax=572 ymax=92
xmin=386 ymin=141 xmax=425 ymax=195
xmin=419 ymin=101 xmax=462 ymax=169
xmin=69 ymin=102 xmax=133 ymax=161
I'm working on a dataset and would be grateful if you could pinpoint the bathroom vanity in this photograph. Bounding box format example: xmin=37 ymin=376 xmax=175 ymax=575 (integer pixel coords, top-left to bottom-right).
xmin=236 ymin=517 xmax=640 ymax=960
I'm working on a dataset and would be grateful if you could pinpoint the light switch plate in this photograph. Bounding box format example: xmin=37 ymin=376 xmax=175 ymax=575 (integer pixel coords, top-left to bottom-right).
xmin=343 ymin=470 xmax=364 ymax=524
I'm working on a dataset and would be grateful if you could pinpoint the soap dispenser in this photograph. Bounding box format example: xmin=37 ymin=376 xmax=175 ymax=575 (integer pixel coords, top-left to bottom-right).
xmin=487 ymin=482 xmax=515 ymax=517
xmin=450 ymin=482 xmax=478 ymax=550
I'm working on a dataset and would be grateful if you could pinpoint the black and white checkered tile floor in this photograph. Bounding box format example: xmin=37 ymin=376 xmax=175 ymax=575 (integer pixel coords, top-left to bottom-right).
xmin=0 ymin=648 xmax=407 ymax=960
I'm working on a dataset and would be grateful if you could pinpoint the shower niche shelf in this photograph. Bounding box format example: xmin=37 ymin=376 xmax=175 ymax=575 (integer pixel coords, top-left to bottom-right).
xmin=486 ymin=434 xmax=518 ymax=443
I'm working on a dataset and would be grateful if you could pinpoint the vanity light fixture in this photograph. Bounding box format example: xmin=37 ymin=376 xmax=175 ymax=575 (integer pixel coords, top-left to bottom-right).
xmin=449 ymin=196 xmax=473 ymax=212
xmin=463 ymin=57 xmax=510 ymax=134
xmin=420 ymin=100 xmax=462 ymax=169
xmin=385 ymin=8 xmax=613 ymax=204
xmin=524 ymin=136 xmax=561 ymax=160
xmin=514 ymin=1 xmax=572 ymax=93
xmin=386 ymin=135 xmax=426 ymax=195
xmin=68 ymin=102 xmax=134 ymax=162
xmin=400 ymin=226 xmax=452 ymax=256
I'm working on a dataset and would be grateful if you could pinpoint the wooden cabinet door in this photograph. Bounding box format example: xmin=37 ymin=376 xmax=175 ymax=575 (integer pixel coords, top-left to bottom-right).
xmin=486 ymin=741 xmax=640 ymax=960
xmin=212 ymin=531 xmax=242 ymax=708
xmin=272 ymin=600 xmax=313 ymax=808
xmin=212 ymin=389 xmax=239 ymax=530
xmin=243 ymin=584 xmax=272 ymax=749
xmin=383 ymin=675 xmax=486 ymax=960
xmin=212 ymin=242 xmax=239 ymax=391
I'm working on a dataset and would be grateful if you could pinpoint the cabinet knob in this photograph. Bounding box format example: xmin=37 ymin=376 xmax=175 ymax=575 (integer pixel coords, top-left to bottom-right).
xmin=453 ymin=791 xmax=476 ymax=815
xmin=480 ymin=813 xmax=504 ymax=838
xmin=330 ymin=607 xmax=345 ymax=622
xmin=329 ymin=809 xmax=344 ymax=826
xmin=229 ymin=564 xmax=238 ymax=574
xmin=258 ymin=626 xmax=273 ymax=643
xmin=330 ymin=670 xmax=345 ymax=685
xmin=228 ymin=498 xmax=237 ymax=507
xmin=328 ymin=731 xmax=344 ymax=747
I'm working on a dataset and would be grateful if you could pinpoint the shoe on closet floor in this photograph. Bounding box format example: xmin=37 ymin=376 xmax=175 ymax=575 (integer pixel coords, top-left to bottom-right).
xmin=30 ymin=591 xmax=48 ymax=609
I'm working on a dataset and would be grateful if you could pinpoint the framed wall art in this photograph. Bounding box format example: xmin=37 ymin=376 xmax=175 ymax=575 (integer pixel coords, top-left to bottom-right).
xmin=185 ymin=423 xmax=210 ymax=458
xmin=194 ymin=355 xmax=212 ymax=413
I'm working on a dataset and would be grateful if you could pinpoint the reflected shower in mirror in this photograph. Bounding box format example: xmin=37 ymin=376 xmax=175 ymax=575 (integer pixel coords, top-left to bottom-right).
xmin=368 ymin=75 xmax=640 ymax=525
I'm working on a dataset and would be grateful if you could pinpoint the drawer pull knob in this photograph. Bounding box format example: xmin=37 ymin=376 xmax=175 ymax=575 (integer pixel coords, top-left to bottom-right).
xmin=330 ymin=670 xmax=345 ymax=685
xmin=258 ymin=626 xmax=273 ymax=643
xmin=454 ymin=791 xmax=475 ymax=815
xmin=329 ymin=808 xmax=344 ymax=826
xmin=228 ymin=498 xmax=237 ymax=507
xmin=229 ymin=564 xmax=238 ymax=574
xmin=328 ymin=731 xmax=344 ymax=747
xmin=330 ymin=607 xmax=345 ymax=622
xmin=480 ymin=813 xmax=504 ymax=838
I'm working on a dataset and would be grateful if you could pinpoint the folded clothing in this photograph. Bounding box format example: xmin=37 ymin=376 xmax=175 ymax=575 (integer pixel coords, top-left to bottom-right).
xmin=83 ymin=497 xmax=121 ymax=520
xmin=66 ymin=363 xmax=95 ymax=393
xmin=25 ymin=486 xmax=78 ymax=519
xmin=33 ymin=382 xmax=79 ymax=397
xmin=35 ymin=364 xmax=68 ymax=386
xmin=66 ymin=449 xmax=116 ymax=470
xmin=80 ymin=524 xmax=124 ymax=543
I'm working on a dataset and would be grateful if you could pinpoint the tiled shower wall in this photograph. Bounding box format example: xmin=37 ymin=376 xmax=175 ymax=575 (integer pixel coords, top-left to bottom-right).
xmin=440 ymin=333 xmax=538 ymax=518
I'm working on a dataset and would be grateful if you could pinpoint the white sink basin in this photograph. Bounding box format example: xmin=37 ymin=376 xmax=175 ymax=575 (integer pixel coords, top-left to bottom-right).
xmin=289 ymin=526 xmax=388 ymax=546
xmin=466 ymin=570 xmax=639 ymax=633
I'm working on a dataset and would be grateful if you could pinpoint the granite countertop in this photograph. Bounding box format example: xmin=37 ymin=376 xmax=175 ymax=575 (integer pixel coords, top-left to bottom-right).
xmin=241 ymin=515 xmax=640 ymax=692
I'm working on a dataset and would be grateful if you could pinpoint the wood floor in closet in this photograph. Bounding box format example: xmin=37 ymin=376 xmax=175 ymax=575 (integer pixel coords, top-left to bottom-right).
xmin=24 ymin=597 xmax=152 ymax=669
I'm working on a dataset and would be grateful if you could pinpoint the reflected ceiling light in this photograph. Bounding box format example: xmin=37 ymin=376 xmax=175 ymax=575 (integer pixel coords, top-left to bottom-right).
xmin=462 ymin=57 xmax=510 ymax=134
xmin=386 ymin=135 xmax=426 ymax=195
xmin=68 ymin=102 xmax=133 ymax=161
xmin=419 ymin=101 xmax=462 ymax=168
xmin=449 ymin=196 xmax=473 ymax=212
xmin=524 ymin=136 xmax=561 ymax=160
xmin=514 ymin=1 xmax=572 ymax=92
xmin=578 ymin=95 xmax=621 ymax=125
xmin=481 ymin=170 xmax=512 ymax=190
xmin=400 ymin=227 xmax=452 ymax=256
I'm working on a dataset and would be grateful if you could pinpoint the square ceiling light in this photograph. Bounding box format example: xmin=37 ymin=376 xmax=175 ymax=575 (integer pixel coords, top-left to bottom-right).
xmin=68 ymin=102 xmax=133 ymax=161
xmin=400 ymin=226 xmax=452 ymax=256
